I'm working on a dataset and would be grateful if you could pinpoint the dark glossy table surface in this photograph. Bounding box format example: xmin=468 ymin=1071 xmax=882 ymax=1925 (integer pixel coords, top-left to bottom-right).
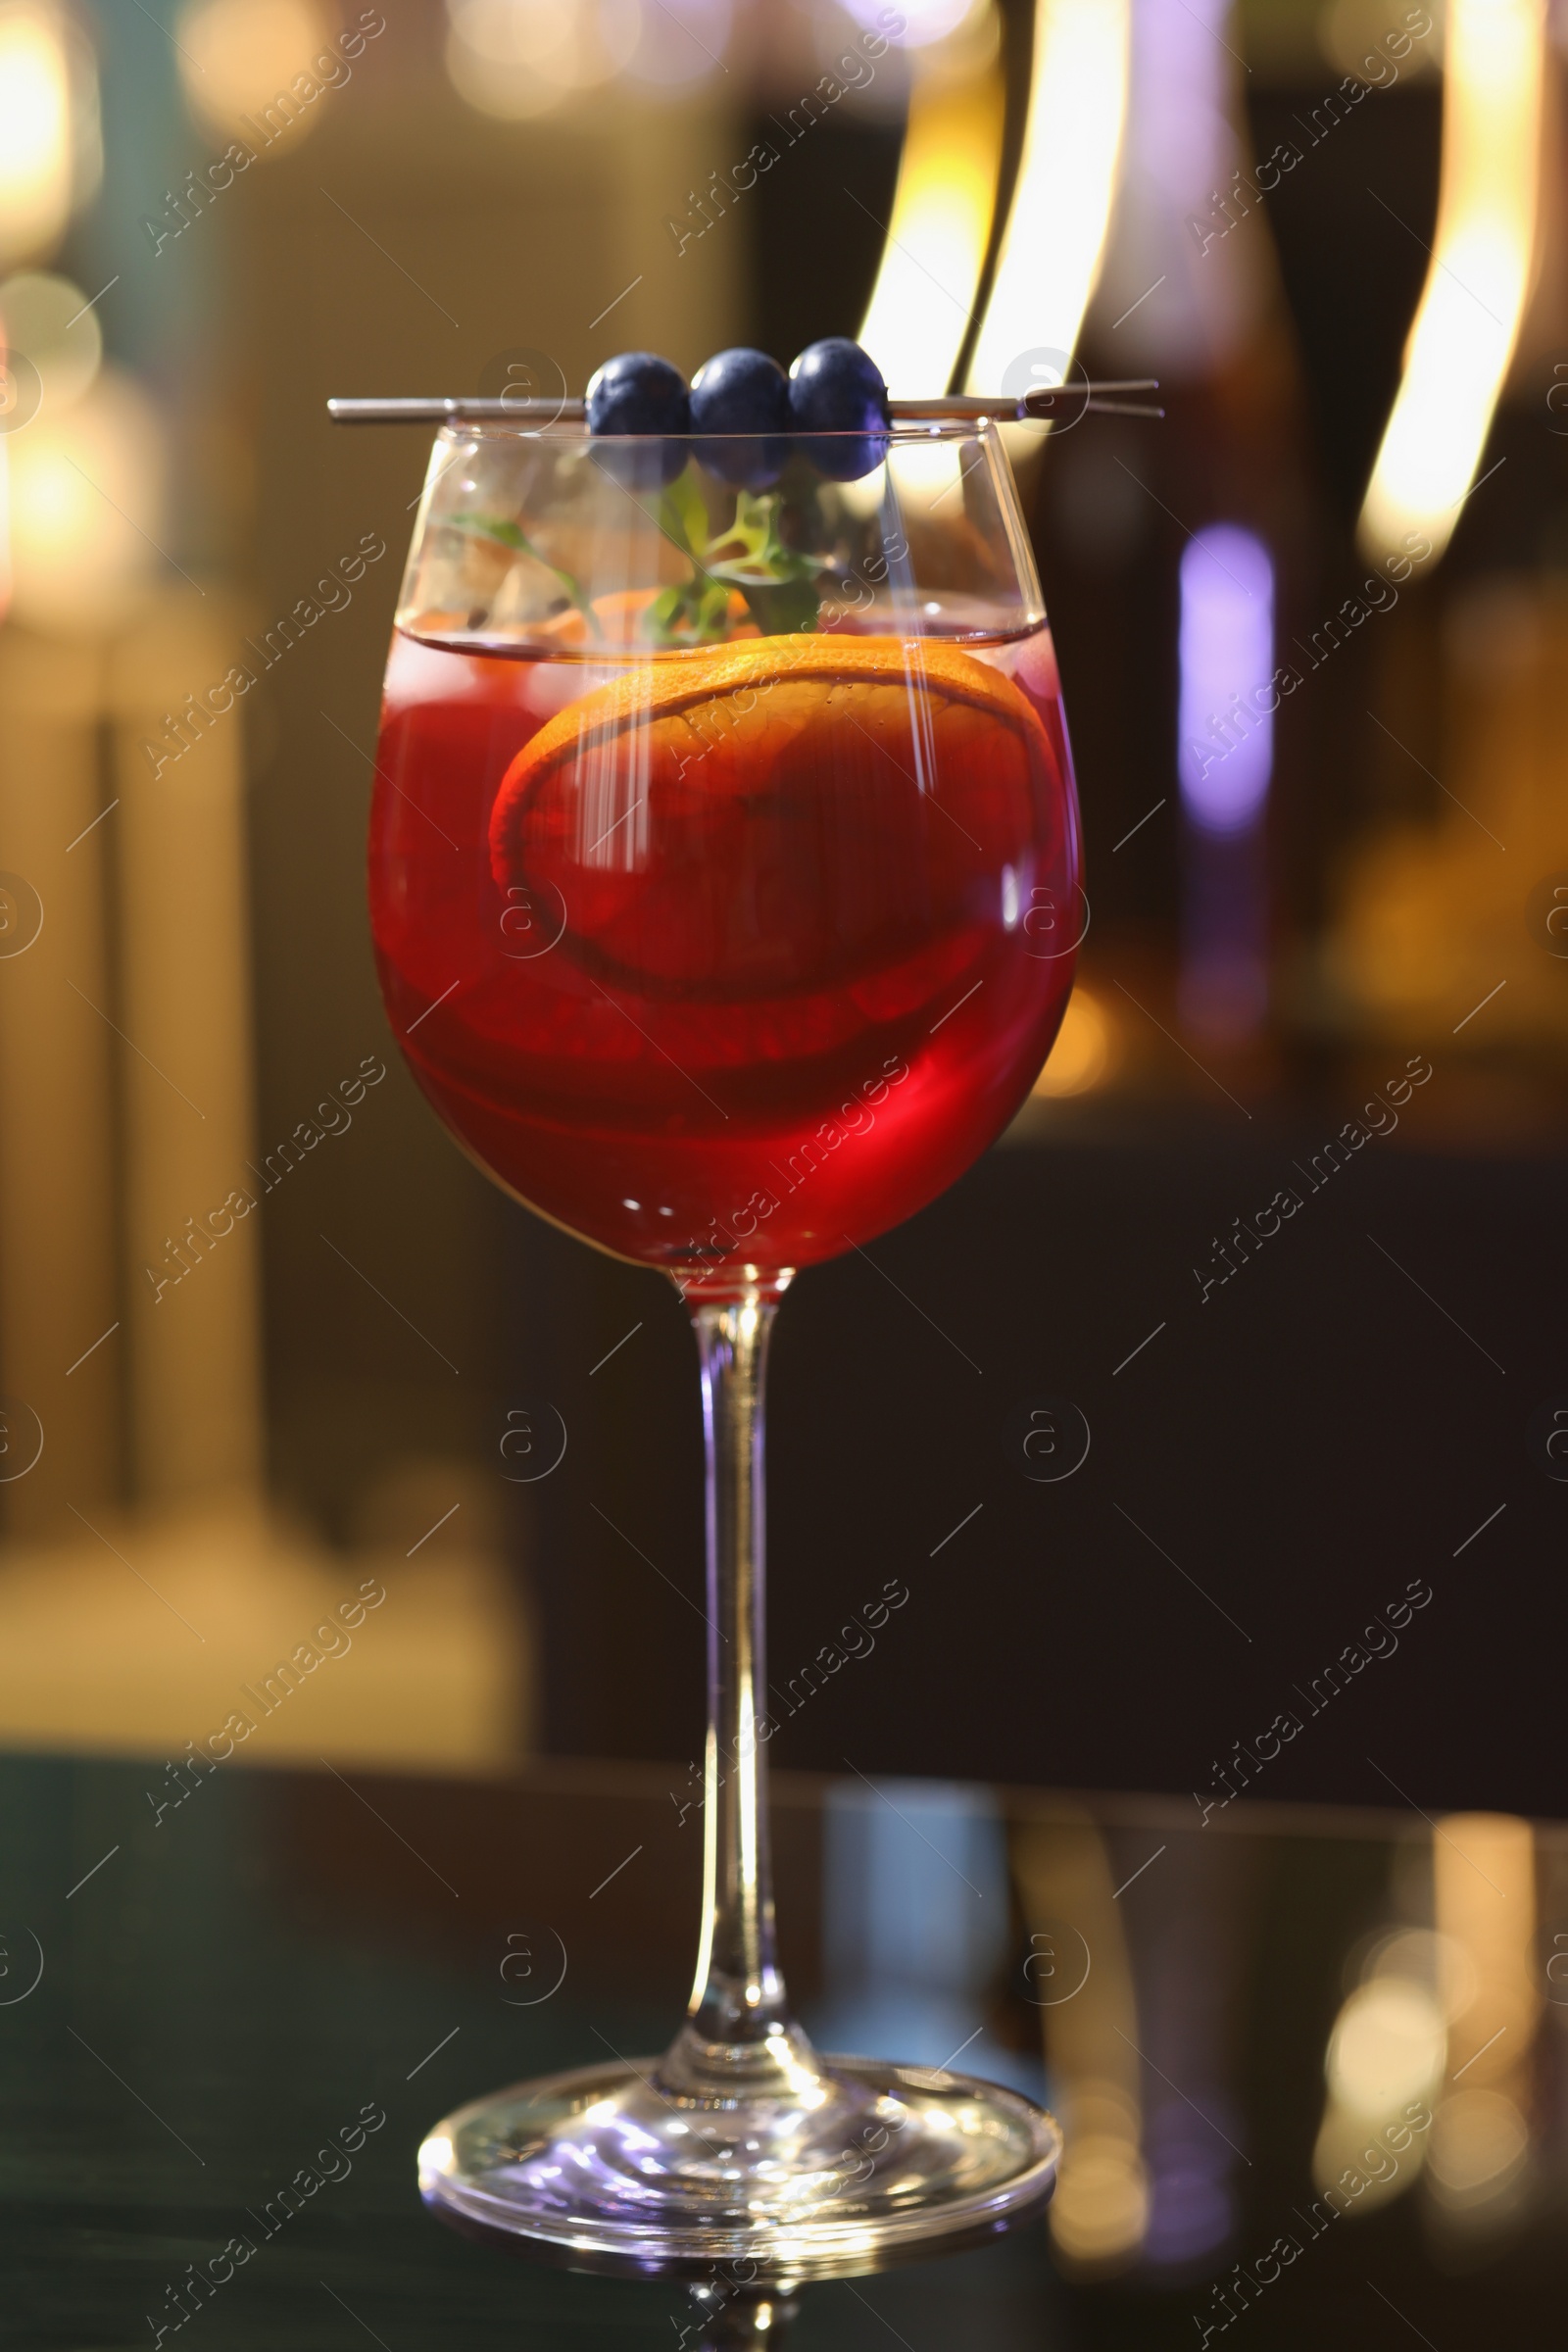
xmin=5 ymin=1750 xmax=1564 ymax=2348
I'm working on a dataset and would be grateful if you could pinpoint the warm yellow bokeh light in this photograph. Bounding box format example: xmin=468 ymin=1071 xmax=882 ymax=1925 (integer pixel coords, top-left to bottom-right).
xmin=1310 ymin=1952 xmax=1445 ymax=2209
xmin=858 ymin=14 xmax=1004 ymax=399
xmin=0 ymin=435 xmax=10 ymax=623
xmin=1428 ymin=2088 xmax=1530 ymax=2203
xmin=177 ymin=0 xmax=335 ymax=143
xmin=0 ymin=2 xmax=75 ymax=264
xmin=444 ymin=0 xmax=640 ymax=119
xmin=1015 ymin=1823 xmax=1149 ymax=2276
xmin=1358 ymin=0 xmax=1546 ymax=565
xmin=1325 ymin=1977 xmax=1446 ymax=2118
xmin=1424 ymin=1811 xmax=1540 ymax=2225
xmin=1366 ymin=1927 xmax=1478 ymax=2028
xmin=966 ymin=0 xmax=1129 ymax=397
xmin=7 ymin=369 xmax=170 ymax=634
xmin=1033 ymin=984 xmax=1113 ymax=1098
xmin=1321 ymin=0 xmax=1439 ymax=79
xmin=0 ymin=271 xmax=102 ymax=414
xmin=1049 ymin=2094 xmax=1150 ymax=2267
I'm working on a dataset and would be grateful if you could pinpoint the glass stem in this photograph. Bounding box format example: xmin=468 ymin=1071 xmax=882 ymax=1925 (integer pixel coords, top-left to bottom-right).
xmin=660 ymin=1294 xmax=820 ymax=2102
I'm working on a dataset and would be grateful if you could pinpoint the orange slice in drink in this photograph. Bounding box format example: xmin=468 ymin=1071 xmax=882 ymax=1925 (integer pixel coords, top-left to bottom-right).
xmin=489 ymin=634 xmax=1057 ymax=996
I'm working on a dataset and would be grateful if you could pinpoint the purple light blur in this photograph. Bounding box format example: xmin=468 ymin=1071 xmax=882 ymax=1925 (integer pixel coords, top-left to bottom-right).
xmin=1177 ymin=526 xmax=1274 ymax=836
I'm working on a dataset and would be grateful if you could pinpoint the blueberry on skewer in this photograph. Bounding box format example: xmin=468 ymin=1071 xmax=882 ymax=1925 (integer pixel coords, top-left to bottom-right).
xmin=787 ymin=338 xmax=891 ymax=481
xmin=585 ymin=351 xmax=691 ymax=486
xmin=690 ymin=347 xmax=791 ymax=489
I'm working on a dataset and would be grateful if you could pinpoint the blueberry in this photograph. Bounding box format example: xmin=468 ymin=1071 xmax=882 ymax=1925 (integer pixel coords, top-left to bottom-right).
xmin=690 ymin=347 xmax=791 ymax=489
xmin=787 ymin=338 xmax=891 ymax=480
xmin=585 ymin=351 xmax=691 ymax=486
xmin=585 ymin=351 xmax=691 ymax=435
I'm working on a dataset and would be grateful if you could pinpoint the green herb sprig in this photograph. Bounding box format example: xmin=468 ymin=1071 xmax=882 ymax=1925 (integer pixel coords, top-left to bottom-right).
xmin=448 ymin=512 xmax=602 ymax=638
xmin=449 ymin=467 xmax=825 ymax=651
xmin=652 ymin=476 xmax=820 ymax=645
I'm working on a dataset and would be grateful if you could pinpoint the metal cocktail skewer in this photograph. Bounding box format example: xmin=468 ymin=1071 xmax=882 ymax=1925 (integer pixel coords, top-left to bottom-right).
xmin=325 ymin=380 xmax=1163 ymax=426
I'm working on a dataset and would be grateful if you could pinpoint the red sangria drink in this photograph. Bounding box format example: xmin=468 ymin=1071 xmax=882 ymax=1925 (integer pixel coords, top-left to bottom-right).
xmin=368 ymin=385 xmax=1074 ymax=2276
xmin=370 ymin=619 xmax=1078 ymax=1298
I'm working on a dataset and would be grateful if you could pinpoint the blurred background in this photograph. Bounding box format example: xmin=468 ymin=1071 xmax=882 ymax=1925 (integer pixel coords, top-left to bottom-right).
xmin=0 ymin=0 xmax=1565 ymax=1817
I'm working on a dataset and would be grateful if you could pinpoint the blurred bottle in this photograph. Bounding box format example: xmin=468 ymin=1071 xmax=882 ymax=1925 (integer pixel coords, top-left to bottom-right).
xmin=1048 ymin=0 xmax=1312 ymax=1071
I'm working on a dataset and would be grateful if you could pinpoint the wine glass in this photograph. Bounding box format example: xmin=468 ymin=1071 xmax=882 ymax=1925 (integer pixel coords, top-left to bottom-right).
xmin=369 ymin=416 xmax=1080 ymax=2276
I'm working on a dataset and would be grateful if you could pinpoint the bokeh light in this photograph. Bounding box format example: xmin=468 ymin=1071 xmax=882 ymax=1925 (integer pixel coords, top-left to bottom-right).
xmin=1311 ymin=1944 xmax=1446 ymax=2210
xmin=858 ymin=8 xmax=1003 ymax=396
xmin=623 ymin=0 xmax=730 ymax=87
xmin=176 ymin=0 xmax=337 ymax=144
xmin=1359 ymin=0 xmax=1547 ymax=565
xmin=1426 ymin=1813 xmax=1540 ymax=2231
xmin=0 ymin=271 xmax=102 ymax=416
xmin=445 ymin=0 xmax=644 ymax=118
xmin=1032 ymin=984 xmax=1114 ymax=1097
xmin=1177 ymin=525 xmax=1274 ymax=838
xmin=966 ymin=0 xmax=1130 ymax=396
xmin=841 ymin=0 xmax=988 ymax=45
xmin=6 ymin=369 xmax=169 ymax=634
xmin=1326 ymin=1978 xmax=1447 ymax=2117
xmin=0 ymin=0 xmax=99 ymax=268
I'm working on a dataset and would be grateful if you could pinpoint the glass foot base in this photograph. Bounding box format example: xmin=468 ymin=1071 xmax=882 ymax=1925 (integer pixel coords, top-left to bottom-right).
xmin=419 ymin=2054 xmax=1061 ymax=2280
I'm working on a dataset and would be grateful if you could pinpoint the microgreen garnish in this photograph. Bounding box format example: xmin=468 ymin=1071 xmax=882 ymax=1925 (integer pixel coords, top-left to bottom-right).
xmin=653 ymin=479 xmax=820 ymax=644
xmin=448 ymin=512 xmax=602 ymax=638
xmin=450 ymin=471 xmax=828 ymax=651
